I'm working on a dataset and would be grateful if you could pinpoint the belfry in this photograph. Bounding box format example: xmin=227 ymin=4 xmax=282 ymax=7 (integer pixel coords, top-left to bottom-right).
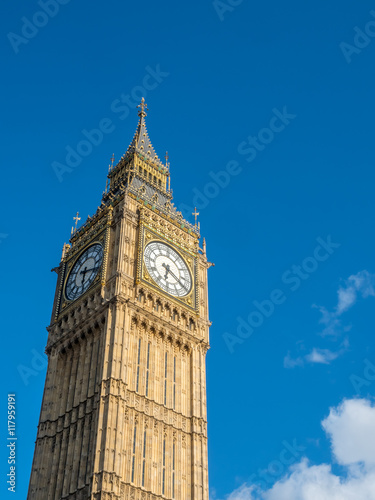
xmin=28 ymin=100 xmax=211 ymax=500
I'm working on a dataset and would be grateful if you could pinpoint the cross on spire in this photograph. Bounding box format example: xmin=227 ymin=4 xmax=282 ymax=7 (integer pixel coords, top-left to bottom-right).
xmin=192 ymin=207 xmax=200 ymax=226
xmin=137 ymin=97 xmax=148 ymax=117
xmin=73 ymin=212 xmax=81 ymax=232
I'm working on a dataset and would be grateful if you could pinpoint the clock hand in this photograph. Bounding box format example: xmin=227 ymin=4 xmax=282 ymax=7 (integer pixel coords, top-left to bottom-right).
xmin=162 ymin=263 xmax=171 ymax=280
xmin=80 ymin=266 xmax=88 ymax=283
xmin=80 ymin=265 xmax=100 ymax=274
xmin=166 ymin=268 xmax=189 ymax=292
xmin=161 ymin=263 xmax=189 ymax=292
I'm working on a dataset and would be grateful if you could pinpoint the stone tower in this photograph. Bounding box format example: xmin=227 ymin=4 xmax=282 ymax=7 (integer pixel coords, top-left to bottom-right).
xmin=28 ymin=99 xmax=211 ymax=500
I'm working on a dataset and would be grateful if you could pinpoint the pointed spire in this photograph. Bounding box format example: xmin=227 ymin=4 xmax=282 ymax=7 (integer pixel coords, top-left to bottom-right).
xmin=105 ymin=154 xmax=115 ymax=194
xmin=123 ymin=98 xmax=165 ymax=168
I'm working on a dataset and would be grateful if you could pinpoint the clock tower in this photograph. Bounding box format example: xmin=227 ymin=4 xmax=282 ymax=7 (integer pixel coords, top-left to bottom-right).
xmin=28 ymin=99 xmax=211 ymax=500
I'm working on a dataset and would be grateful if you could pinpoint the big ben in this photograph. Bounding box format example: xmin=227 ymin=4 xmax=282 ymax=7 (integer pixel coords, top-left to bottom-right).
xmin=28 ymin=99 xmax=211 ymax=500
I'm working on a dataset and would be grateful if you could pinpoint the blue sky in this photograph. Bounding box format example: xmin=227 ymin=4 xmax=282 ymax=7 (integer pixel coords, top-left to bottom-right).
xmin=2 ymin=0 xmax=375 ymax=498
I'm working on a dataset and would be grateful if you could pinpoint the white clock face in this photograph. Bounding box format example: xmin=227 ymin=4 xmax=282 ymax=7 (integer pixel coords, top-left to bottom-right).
xmin=65 ymin=243 xmax=104 ymax=301
xmin=144 ymin=241 xmax=192 ymax=297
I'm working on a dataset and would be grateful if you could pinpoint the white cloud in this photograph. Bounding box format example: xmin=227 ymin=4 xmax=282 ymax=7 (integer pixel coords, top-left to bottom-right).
xmin=336 ymin=271 xmax=375 ymax=316
xmin=262 ymin=460 xmax=375 ymax=500
xmin=285 ymin=271 xmax=374 ymax=368
xmin=322 ymin=398 xmax=375 ymax=469
xmin=283 ymin=352 xmax=304 ymax=368
xmin=218 ymin=398 xmax=375 ymax=500
xmin=336 ymin=286 xmax=357 ymax=315
xmin=313 ymin=270 xmax=375 ymax=337
xmin=284 ymin=341 xmax=348 ymax=368
xmin=226 ymin=485 xmax=257 ymax=500
xmin=305 ymin=347 xmax=341 ymax=365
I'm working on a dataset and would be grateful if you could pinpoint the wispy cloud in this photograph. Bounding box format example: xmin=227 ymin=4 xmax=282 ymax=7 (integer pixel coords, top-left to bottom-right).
xmin=285 ymin=271 xmax=375 ymax=369
xmin=318 ymin=270 xmax=375 ymax=337
xmin=306 ymin=347 xmax=343 ymax=364
xmin=284 ymin=341 xmax=348 ymax=369
xmin=215 ymin=398 xmax=375 ymax=500
xmin=337 ymin=270 xmax=375 ymax=315
xmin=283 ymin=352 xmax=304 ymax=369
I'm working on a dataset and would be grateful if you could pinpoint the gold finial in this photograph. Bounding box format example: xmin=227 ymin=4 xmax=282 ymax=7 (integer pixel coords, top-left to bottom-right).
xmin=165 ymin=152 xmax=171 ymax=191
xmin=105 ymin=154 xmax=115 ymax=193
xmin=192 ymin=207 xmax=200 ymax=226
xmin=61 ymin=243 xmax=70 ymax=261
xmin=72 ymin=212 xmax=81 ymax=234
xmin=137 ymin=97 xmax=148 ymax=117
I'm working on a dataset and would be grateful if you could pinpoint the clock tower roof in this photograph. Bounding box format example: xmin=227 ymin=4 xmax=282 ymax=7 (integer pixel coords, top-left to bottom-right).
xmin=122 ymin=97 xmax=165 ymax=169
xmin=96 ymin=100 xmax=200 ymax=239
xmin=104 ymin=98 xmax=171 ymax=204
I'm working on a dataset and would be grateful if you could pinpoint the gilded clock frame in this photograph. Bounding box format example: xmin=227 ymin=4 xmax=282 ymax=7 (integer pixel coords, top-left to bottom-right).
xmin=63 ymin=241 xmax=104 ymax=299
xmin=137 ymin=223 xmax=199 ymax=312
xmin=54 ymin=227 xmax=110 ymax=320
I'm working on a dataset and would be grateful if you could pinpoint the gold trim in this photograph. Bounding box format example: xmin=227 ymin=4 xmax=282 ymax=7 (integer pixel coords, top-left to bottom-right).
xmin=138 ymin=222 xmax=198 ymax=312
xmin=62 ymin=239 xmax=105 ymax=305
xmin=143 ymin=239 xmax=194 ymax=298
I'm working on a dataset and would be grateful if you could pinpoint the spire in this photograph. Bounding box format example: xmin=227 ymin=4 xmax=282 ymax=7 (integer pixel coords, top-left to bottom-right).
xmin=123 ymin=97 xmax=165 ymax=168
xmin=102 ymin=98 xmax=200 ymax=238
xmin=104 ymin=154 xmax=115 ymax=194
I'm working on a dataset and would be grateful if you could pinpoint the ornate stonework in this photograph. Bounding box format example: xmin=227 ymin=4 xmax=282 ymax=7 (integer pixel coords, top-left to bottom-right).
xmin=28 ymin=100 xmax=211 ymax=500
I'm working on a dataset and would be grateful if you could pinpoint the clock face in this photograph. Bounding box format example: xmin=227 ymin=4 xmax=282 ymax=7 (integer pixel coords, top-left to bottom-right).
xmin=144 ymin=241 xmax=192 ymax=297
xmin=65 ymin=243 xmax=104 ymax=301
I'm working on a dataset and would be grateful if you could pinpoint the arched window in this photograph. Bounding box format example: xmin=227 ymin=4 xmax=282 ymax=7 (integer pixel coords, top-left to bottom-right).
xmin=164 ymin=352 xmax=168 ymax=406
xmin=162 ymin=438 xmax=166 ymax=495
xmin=142 ymin=429 xmax=147 ymax=487
xmin=172 ymin=441 xmax=176 ymax=498
xmin=136 ymin=338 xmax=141 ymax=393
xmin=131 ymin=424 xmax=137 ymax=483
xmin=173 ymin=356 xmax=176 ymax=410
xmin=145 ymin=342 xmax=151 ymax=397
